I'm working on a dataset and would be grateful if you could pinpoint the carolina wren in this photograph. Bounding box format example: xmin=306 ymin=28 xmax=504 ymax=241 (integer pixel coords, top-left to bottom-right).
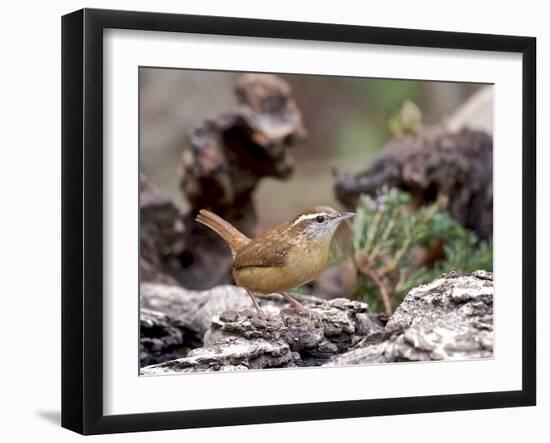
xmin=196 ymin=207 xmax=355 ymax=317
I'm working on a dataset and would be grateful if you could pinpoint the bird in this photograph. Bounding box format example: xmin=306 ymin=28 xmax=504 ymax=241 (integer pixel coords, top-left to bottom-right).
xmin=196 ymin=206 xmax=355 ymax=317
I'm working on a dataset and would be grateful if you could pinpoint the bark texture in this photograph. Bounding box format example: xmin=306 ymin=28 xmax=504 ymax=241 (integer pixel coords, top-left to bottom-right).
xmin=141 ymin=296 xmax=383 ymax=374
xmin=139 ymin=174 xmax=186 ymax=285
xmin=334 ymin=129 xmax=493 ymax=240
xmin=140 ymin=309 xmax=202 ymax=367
xmin=141 ymin=283 xmax=256 ymax=336
xmin=328 ymin=271 xmax=493 ymax=365
xmin=141 ymin=271 xmax=492 ymax=373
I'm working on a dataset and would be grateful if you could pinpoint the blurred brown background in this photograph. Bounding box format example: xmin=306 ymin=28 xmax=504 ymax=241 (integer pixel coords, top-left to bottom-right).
xmin=139 ymin=68 xmax=482 ymax=228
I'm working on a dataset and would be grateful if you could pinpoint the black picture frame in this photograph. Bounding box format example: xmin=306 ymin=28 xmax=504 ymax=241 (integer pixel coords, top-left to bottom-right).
xmin=61 ymin=8 xmax=537 ymax=435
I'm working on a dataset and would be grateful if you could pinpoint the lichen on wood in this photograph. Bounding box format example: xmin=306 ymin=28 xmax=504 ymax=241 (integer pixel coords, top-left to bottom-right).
xmin=328 ymin=271 xmax=493 ymax=365
xmin=141 ymin=271 xmax=493 ymax=373
xmin=141 ymin=296 xmax=383 ymax=374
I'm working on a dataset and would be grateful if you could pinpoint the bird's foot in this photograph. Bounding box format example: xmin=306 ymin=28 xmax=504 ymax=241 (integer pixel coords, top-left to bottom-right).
xmin=246 ymin=289 xmax=273 ymax=320
xmin=256 ymin=307 xmax=274 ymax=321
xmin=281 ymin=292 xmax=317 ymax=317
xmin=292 ymin=305 xmax=317 ymax=318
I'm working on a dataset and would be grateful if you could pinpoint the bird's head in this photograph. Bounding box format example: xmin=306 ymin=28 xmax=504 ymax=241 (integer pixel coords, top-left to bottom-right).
xmin=287 ymin=206 xmax=355 ymax=241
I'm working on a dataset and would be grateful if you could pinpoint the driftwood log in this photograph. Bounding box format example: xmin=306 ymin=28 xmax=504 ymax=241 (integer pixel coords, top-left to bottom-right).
xmin=328 ymin=270 xmax=493 ymax=365
xmin=140 ymin=284 xmax=256 ymax=366
xmin=141 ymin=271 xmax=493 ymax=372
xmin=139 ymin=282 xmax=385 ymax=368
xmin=334 ymin=128 xmax=493 ymax=240
xmin=141 ymin=295 xmax=383 ymax=373
xmin=334 ymin=87 xmax=494 ymax=240
xmin=140 ymin=74 xmax=306 ymax=289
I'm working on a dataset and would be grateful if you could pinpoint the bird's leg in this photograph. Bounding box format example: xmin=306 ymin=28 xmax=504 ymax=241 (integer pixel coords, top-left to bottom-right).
xmin=280 ymin=292 xmax=315 ymax=316
xmin=245 ymin=289 xmax=270 ymax=319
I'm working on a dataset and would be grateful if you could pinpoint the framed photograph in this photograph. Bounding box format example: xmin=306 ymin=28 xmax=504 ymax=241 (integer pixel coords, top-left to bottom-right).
xmin=61 ymin=8 xmax=536 ymax=435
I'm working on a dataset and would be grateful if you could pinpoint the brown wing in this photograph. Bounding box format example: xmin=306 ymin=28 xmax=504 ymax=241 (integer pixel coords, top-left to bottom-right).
xmin=232 ymin=227 xmax=291 ymax=269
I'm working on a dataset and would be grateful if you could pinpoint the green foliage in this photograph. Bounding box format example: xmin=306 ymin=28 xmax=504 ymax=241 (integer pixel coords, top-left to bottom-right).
xmin=351 ymin=188 xmax=493 ymax=313
xmin=388 ymin=100 xmax=423 ymax=137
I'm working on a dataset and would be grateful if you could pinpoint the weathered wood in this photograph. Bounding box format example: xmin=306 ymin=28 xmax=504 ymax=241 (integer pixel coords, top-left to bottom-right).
xmin=327 ymin=271 xmax=493 ymax=365
xmin=139 ymin=174 xmax=186 ymax=285
xmin=140 ymin=308 xmax=202 ymax=367
xmin=333 ymin=87 xmax=494 ymax=241
xmin=141 ymin=283 xmax=255 ymax=336
xmin=141 ymin=297 xmax=383 ymax=373
xmin=334 ymin=129 xmax=493 ymax=240
xmin=141 ymin=271 xmax=493 ymax=372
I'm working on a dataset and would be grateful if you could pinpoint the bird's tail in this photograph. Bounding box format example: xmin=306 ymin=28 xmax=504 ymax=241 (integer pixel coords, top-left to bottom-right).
xmin=195 ymin=209 xmax=250 ymax=257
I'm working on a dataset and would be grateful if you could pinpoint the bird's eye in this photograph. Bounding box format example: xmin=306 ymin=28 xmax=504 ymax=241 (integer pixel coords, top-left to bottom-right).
xmin=315 ymin=215 xmax=325 ymax=223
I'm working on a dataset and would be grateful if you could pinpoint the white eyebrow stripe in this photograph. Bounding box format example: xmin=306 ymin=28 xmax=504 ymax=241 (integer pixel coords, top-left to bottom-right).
xmin=290 ymin=212 xmax=330 ymax=226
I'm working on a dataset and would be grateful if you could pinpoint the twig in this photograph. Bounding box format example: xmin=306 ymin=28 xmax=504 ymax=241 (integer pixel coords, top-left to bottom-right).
xmin=355 ymin=255 xmax=393 ymax=316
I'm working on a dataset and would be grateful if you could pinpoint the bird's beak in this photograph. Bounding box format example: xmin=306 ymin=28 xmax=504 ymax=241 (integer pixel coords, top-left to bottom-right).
xmin=336 ymin=211 xmax=355 ymax=221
